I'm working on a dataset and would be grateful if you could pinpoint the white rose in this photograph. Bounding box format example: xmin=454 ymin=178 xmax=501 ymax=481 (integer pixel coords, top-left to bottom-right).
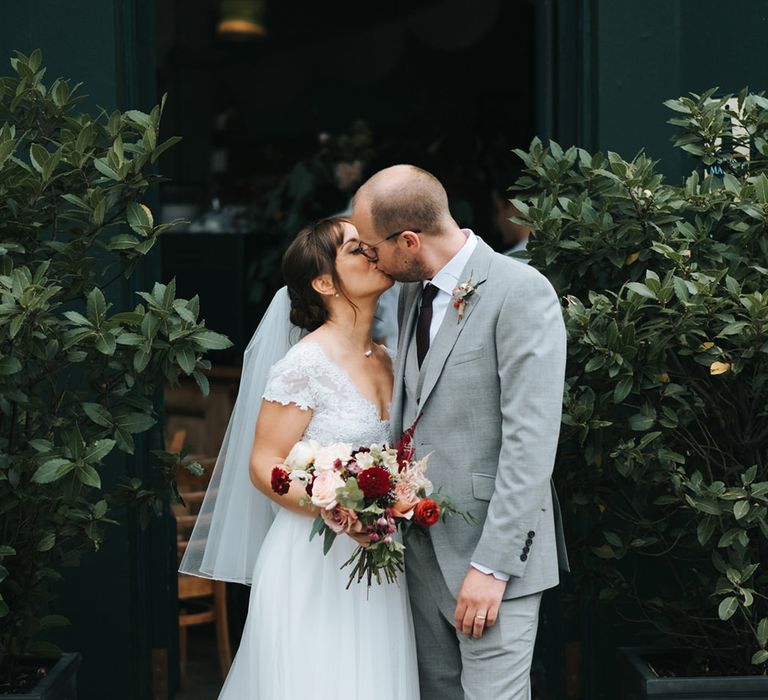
xmin=311 ymin=470 xmax=345 ymax=509
xmin=381 ymin=450 xmax=400 ymax=474
xmin=285 ymin=440 xmax=319 ymax=471
xmin=288 ymin=469 xmax=310 ymax=483
xmin=313 ymin=443 xmax=353 ymax=471
xmin=354 ymin=451 xmax=375 ymax=470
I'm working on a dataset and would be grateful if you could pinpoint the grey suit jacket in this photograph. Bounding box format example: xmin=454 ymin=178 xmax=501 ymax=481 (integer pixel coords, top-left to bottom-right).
xmin=393 ymin=238 xmax=569 ymax=600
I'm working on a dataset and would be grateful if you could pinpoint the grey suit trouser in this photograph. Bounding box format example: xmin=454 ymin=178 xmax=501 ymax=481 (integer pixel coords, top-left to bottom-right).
xmin=407 ymin=535 xmax=541 ymax=700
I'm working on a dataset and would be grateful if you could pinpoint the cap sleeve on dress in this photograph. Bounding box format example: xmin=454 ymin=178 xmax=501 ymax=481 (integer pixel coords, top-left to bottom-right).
xmin=262 ymin=346 xmax=315 ymax=411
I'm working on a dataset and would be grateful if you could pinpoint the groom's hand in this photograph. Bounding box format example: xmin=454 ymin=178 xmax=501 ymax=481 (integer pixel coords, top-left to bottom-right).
xmin=454 ymin=568 xmax=506 ymax=639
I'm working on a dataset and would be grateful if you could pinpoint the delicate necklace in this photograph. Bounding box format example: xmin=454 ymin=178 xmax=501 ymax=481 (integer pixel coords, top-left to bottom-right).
xmin=325 ymin=324 xmax=374 ymax=358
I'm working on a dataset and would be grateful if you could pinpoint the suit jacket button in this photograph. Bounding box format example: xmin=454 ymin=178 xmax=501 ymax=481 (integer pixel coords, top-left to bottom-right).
xmin=520 ymin=553 xmax=528 ymax=562
xmin=528 ymin=531 xmax=536 ymax=538
xmin=523 ymin=546 xmax=530 ymax=553
xmin=525 ymin=538 xmax=533 ymax=546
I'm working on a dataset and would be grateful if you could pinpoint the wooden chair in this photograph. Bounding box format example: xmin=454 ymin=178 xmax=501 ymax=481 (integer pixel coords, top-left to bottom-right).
xmin=172 ymin=450 xmax=232 ymax=688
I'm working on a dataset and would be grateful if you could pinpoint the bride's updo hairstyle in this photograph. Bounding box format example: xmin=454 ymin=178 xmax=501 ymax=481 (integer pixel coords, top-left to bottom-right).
xmin=282 ymin=217 xmax=352 ymax=332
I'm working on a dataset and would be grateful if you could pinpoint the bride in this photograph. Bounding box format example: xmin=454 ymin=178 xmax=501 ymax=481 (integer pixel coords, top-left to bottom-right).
xmin=180 ymin=217 xmax=420 ymax=699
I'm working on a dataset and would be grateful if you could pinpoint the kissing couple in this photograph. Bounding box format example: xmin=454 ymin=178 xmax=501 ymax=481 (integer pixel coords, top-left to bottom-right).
xmin=180 ymin=164 xmax=569 ymax=700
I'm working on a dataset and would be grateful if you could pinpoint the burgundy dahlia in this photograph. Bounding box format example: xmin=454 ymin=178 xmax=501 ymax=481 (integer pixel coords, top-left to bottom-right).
xmin=358 ymin=466 xmax=392 ymax=499
xmin=270 ymin=466 xmax=291 ymax=496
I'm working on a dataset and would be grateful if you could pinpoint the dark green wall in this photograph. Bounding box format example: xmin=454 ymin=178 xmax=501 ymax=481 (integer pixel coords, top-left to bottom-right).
xmin=0 ymin=2 xmax=176 ymax=699
xmin=596 ymin=0 xmax=768 ymax=179
xmin=539 ymin=0 xmax=768 ymax=181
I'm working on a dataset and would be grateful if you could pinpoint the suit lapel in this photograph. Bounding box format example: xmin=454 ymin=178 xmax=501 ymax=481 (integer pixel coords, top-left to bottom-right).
xmin=418 ymin=239 xmax=495 ymax=410
xmin=391 ymin=283 xmax=421 ymax=439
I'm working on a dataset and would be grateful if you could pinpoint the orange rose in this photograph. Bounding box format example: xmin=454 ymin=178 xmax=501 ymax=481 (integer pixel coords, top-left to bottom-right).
xmin=413 ymin=498 xmax=441 ymax=527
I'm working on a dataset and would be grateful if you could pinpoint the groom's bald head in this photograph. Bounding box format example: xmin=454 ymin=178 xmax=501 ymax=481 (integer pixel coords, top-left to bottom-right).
xmin=353 ymin=165 xmax=452 ymax=236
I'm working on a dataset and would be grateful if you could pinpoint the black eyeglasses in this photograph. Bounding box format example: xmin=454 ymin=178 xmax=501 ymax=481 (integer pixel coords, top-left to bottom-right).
xmin=352 ymin=228 xmax=422 ymax=262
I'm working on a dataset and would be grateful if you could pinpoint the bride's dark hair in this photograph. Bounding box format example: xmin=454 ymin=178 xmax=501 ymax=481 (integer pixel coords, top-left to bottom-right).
xmin=282 ymin=217 xmax=352 ymax=332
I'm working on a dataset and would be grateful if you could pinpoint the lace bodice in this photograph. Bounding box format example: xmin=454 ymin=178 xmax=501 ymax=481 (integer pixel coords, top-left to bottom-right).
xmin=263 ymin=341 xmax=392 ymax=447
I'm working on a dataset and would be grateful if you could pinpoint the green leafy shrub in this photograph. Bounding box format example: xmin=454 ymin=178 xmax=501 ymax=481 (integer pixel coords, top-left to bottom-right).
xmin=0 ymin=50 xmax=230 ymax=680
xmin=514 ymin=88 xmax=768 ymax=674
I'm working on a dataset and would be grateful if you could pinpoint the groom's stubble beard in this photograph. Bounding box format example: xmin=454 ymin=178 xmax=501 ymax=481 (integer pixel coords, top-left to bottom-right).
xmin=381 ymin=252 xmax=432 ymax=283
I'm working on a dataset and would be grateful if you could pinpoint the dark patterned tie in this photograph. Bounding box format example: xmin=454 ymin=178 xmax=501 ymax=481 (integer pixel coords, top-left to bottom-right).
xmin=416 ymin=283 xmax=439 ymax=368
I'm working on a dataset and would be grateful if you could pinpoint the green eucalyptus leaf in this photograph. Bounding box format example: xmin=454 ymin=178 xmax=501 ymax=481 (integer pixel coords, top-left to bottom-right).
xmin=77 ymin=465 xmax=101 ymax=489
xmin=718 ymin=596 xmax=739 ymax=621
xmin=322 ymin=527 xmax=337 ymax=555
xmin=175 ymin=347 xmax=196 ymax=375
xmin=189 ymin=329 xmax=232 ymax=351
xmin=86 ymin=287 xmax=107 ymax=325
xmin=0 ymin=356 xmax=22 ymax=375
xmin=757 ymin=618 xmax=768 ymax=647
xmin=613 ymin=377 xmax=633 ymax=403
xmin=32 ymin=459 xmax=75 ymax=484
xmin=309 ymin=516 xmax=326 ymax=542
xmin=36 ymin=533 xmax=56 ymax=552
xmin=93 ymin=157 xmax=120 ymax=180
xmin=629 ymin=414 xmax=655 ymax=431
xmin=82 ymin=402 xmax=113 ymax=428
xmin=696 ymin=517 xmax=715 ymax=546
xmin=734 ymin=500 xmax=750 ymax=520
xmin=95 ymin=333 xmax=116 ymax=356
xmin=116 ymin=412 xmax=156 ymax=434
xmin=126 ymin=202 xmax=153 ymax=233
xmin=29 ymin=143 xmax=49 ymax=173
xmin=83 ymin=439 xmax=115 ymax=464
xmin=753 ymin=173 xmax=768 ymax=203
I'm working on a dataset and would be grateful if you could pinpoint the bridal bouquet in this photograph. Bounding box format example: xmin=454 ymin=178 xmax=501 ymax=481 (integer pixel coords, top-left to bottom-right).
xmin=270 ymin=420 xmax=464 ymax=587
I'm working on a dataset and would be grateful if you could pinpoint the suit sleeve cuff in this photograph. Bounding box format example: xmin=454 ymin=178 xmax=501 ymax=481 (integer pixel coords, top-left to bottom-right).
xmin=470 ymin=561 xmax=511 ymax=582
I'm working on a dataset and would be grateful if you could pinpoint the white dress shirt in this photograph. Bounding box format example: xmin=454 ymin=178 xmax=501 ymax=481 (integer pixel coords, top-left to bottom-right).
xmin=425 ymin=229 xmax=477 ymax=343
xmin=422 ymin=229 xmax=510 ymax=582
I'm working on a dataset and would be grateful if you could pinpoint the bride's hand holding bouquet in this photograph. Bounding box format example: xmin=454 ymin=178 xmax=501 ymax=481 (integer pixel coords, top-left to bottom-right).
xmin=270 ymin=417 xmax=468 ymax=587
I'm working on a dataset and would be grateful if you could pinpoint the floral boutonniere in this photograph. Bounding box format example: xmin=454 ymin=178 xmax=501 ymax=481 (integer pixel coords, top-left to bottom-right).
xmin=451 ymin=273 xmax=484 ymax=322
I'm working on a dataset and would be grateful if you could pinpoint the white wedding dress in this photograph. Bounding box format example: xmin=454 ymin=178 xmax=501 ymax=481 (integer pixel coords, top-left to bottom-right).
xmin=218 ymin=341 xmax=420 ymax=699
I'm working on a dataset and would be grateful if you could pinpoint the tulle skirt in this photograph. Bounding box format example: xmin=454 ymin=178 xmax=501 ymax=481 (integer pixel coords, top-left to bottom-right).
xmin=218 ymin=508 xmax=420 ymax=699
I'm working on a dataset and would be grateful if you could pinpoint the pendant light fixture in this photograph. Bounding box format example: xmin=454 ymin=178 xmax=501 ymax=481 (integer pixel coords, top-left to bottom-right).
xmin=217 ymin=0 xmax=266 ymax=39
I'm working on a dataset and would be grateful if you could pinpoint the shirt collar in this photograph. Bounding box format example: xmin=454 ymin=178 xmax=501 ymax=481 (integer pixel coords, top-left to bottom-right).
xmin=426 ymin=229 xmax=478 ymax=295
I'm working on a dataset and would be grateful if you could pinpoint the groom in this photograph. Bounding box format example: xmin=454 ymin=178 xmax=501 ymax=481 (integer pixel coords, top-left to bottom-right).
xmin=352 ymin=165 xmax=568 ymax=700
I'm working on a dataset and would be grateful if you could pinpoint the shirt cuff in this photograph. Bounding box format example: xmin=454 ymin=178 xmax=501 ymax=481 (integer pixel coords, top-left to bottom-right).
xmin=470 ymin=561 xmax=511 ymax=582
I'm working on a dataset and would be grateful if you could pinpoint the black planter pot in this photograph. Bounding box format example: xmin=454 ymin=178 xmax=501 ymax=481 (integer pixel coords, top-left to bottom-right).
xmin=620 ymin=647 xmax=768 ymax=700
xmin=2 ymin=653 xmax=81 ymax=700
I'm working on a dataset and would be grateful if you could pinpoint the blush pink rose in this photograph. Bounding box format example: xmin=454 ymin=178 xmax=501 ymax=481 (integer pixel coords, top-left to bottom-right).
xmin=310 ymin=469 xmax=345 ymax=509
xmin=321 ymin=506 xmax=364 ymax=535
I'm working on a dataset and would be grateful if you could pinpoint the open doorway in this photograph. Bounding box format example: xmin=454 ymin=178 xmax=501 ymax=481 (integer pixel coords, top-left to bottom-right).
xmin=156 ymin=1 xmax=536 ymax=696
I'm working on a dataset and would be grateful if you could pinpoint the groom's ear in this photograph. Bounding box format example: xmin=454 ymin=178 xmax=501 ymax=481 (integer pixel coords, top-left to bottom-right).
xmin=311 ymin=274 xmax=336 ymax=297
xmin=400 ymin=230 xmax=421 ymax=251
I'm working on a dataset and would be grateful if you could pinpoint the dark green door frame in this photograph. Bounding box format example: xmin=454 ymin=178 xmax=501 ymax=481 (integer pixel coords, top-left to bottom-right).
xmin=535 ymin=0 xmax=597 ymax=151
